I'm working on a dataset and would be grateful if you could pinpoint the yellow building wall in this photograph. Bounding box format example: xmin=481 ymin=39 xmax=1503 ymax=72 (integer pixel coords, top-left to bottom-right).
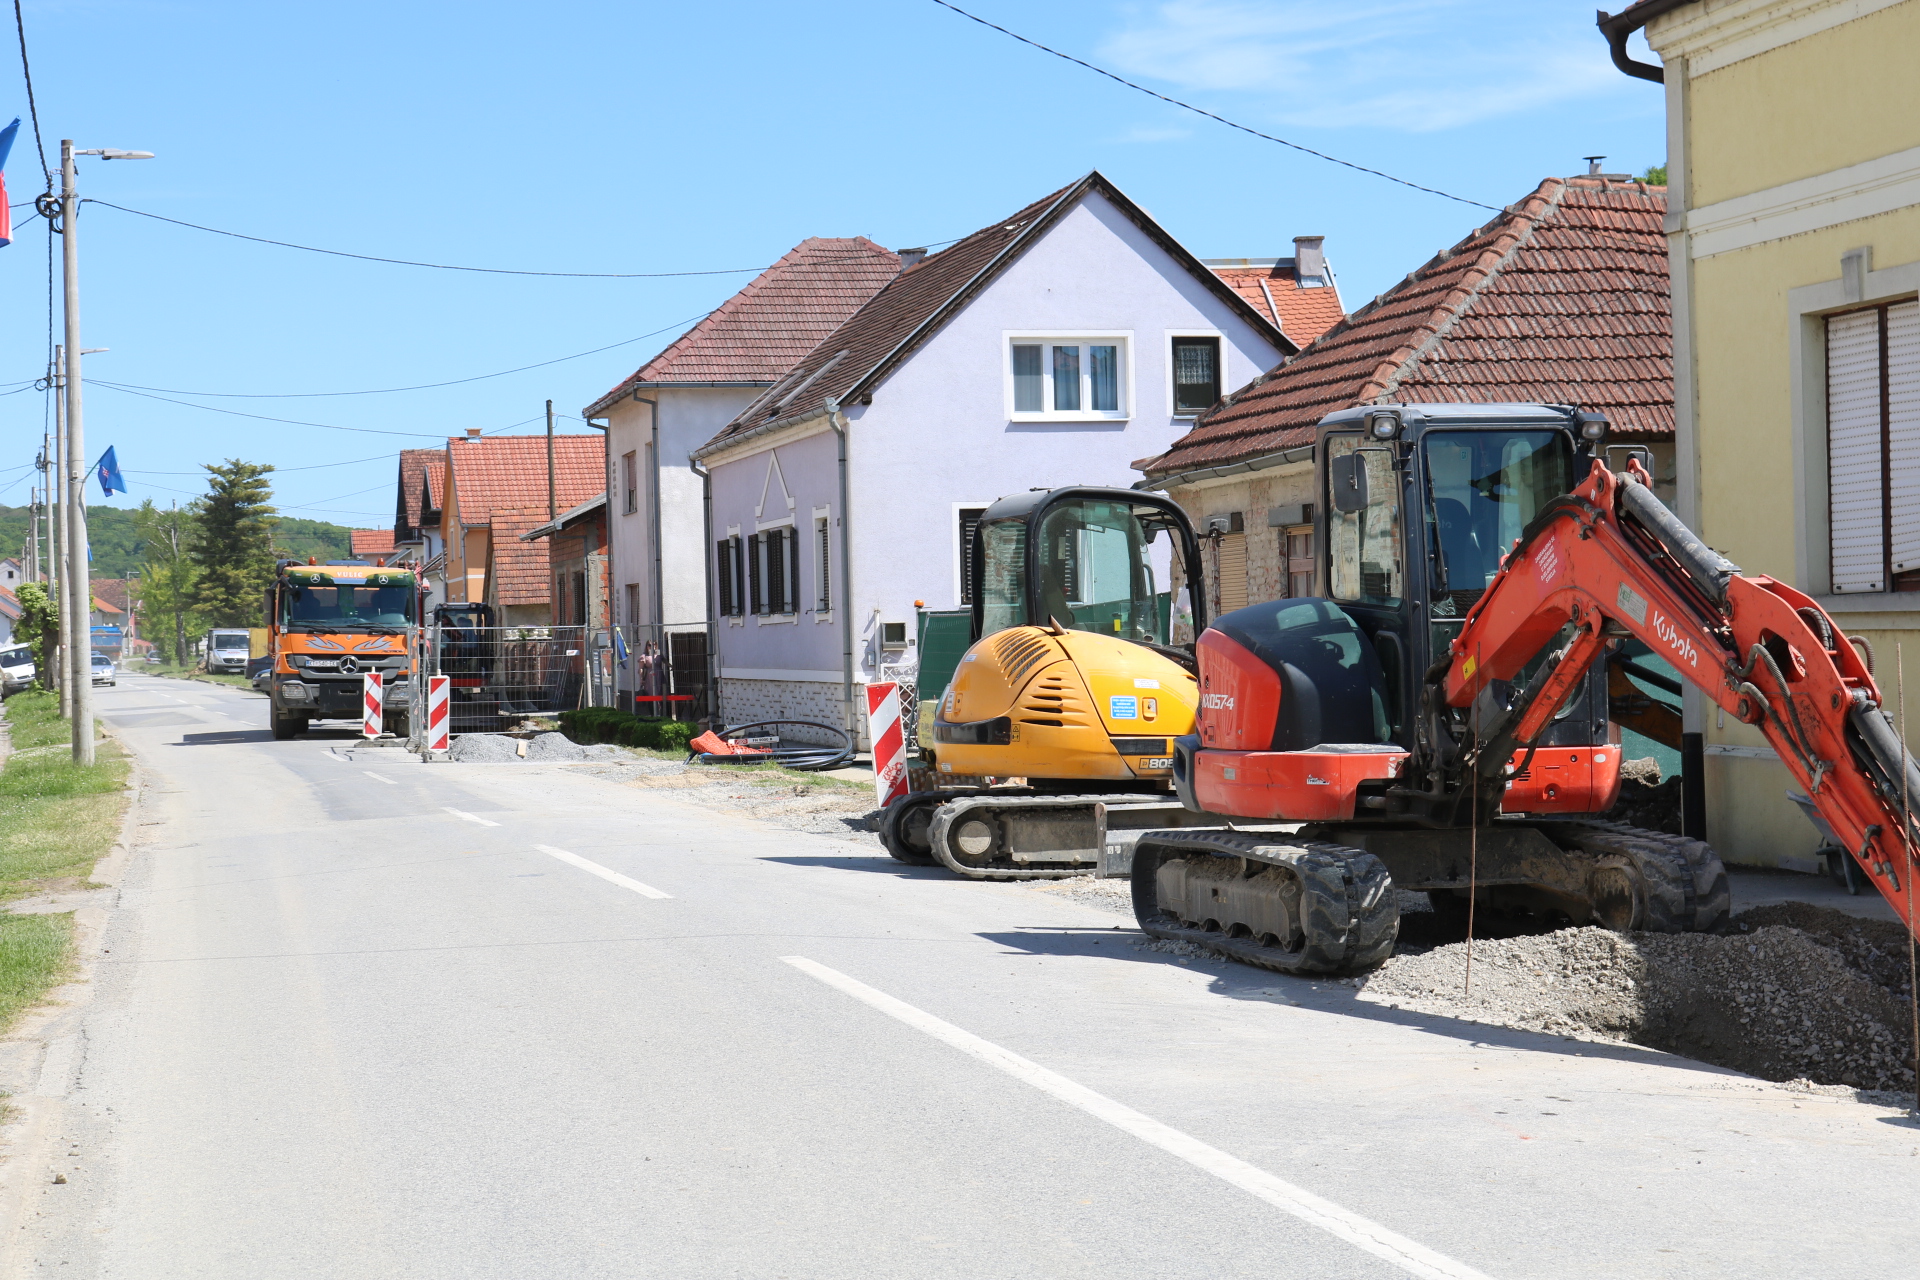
xmin=1683 ymin=1 xmax=1920 ymax=206
xmin=1677 ymin=4 xmax=1920 ymax=867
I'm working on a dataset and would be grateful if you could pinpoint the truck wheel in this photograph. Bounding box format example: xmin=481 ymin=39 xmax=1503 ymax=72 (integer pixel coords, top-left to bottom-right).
xmin=270 ymin=711 xmax=307 ymax=740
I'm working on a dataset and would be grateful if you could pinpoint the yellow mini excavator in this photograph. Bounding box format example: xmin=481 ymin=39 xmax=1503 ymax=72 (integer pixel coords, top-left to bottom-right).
xmin=881 ymin=486 xmax=1234 ymax=878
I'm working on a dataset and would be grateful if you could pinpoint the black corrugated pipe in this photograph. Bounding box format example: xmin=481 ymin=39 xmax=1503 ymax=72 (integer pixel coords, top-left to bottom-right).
xmin=1596 ymin=1 xmax=1697 ymax=83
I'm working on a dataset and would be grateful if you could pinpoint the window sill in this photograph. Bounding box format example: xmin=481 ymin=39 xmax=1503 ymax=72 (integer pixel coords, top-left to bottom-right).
xmin=727 ymin=616 xmax=745 ymax=627
xmin=1009 ymin=414 xmax=1131 ymax=425
xmin=1813 ymin=592 xmax=1920 ymax=615
xmin=754 ymin=613 xmax=799 ymax=626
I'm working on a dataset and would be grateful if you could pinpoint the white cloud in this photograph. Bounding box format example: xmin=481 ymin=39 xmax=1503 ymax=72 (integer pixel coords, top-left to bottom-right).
xmin=1096 ymin=1 xmax=1629 ymax=132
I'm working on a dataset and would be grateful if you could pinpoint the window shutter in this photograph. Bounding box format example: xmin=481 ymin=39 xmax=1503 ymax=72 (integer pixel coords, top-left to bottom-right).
xmin=1829 ymin=308 xmax=1884 ymax=593
xmin=958 ymin=508 xmax=986 ymax=605
xmin=787 ymin=528 xmax=801 ymax=614
xmin=716 ymin=541 xmax=734 ymax=616
xmin=766 ymin=529 xmax=787 ymax=614
xmin=1889 ymin=301 xmax=1920 ymax=578
xmin=818 ymin=520 xmax=832 ymax=612
xmin=1216 ymin=532 xmax=1249 ymax=613
xmin=748 ymin=533 xmax=764 ymax=614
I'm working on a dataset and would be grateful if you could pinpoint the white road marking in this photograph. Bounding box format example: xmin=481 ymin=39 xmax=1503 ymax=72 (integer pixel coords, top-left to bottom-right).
xmin=361 ymin=771 xmax=396 ymax=785
xmin=443 ymin=807 xmax=499 ymax=827
xmin=781 ymin=957 xmax=1492 ymax=1280
xmin=536 ymin=845 xmax=672 ymax=899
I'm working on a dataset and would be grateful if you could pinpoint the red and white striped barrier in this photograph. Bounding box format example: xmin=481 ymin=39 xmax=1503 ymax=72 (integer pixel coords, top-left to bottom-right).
xmin=865 ymin=681 xmax=910 ymax=810
xmin=362 ymin=671 xmax=384 ymax=738
xmin=425 ymin=675 xmax=450 ymax=752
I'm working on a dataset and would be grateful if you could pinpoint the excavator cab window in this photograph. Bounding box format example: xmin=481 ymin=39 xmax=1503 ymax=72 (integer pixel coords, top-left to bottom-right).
xmin=1034 ymin=500 xmax=1162 ymax=641
xmin=1422 ymin=430 xmax=1572 ymax=609
xmin=1326 ymin=436 xmax=1403 ymax=607
xmin=978 ymin=518 xmax=1029 ymax=637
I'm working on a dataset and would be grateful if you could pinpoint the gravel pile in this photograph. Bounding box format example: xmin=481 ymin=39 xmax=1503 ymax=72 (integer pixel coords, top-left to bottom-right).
xmin=524 ymin=731 xmax=587 ymax=761
xmin=448 ymin=733 xmax=523 ymax=763
xmin=1356 ymin=906 xmax=1919 ymax=1093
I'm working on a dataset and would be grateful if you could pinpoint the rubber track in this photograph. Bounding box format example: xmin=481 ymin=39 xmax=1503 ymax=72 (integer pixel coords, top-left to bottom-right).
xmin=878 ymin=792 xmax=943 ymax=866
xmin=926 ymin=793 xmax=1153 ymax=881
xmin=1130 ymin=830 xmax=1399 ymax=975
xmin=1549 ymin=820 xmax=1731 ymax=933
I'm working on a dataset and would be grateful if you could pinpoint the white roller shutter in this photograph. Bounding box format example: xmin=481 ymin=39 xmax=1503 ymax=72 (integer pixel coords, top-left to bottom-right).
xmin=1888 ymin=301 xmax=1920 ymax=575
xmin=1828 ymin=308 xmax=1884 ymax=593
xmin=1215 ymin=533 xmax=1249 ymax=614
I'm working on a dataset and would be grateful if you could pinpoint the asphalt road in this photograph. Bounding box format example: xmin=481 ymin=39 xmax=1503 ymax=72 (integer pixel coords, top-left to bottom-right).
xmin=7 ymin=673 xmax=1918 ymax=1278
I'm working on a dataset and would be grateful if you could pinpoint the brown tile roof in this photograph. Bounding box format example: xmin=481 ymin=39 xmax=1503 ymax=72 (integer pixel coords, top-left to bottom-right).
xmin=1143 ymin=177 xmax=1672 ymax=475
xmin=396 ymin=448 xmax=445 ymax=537
xmin=584 ymin=238 xmax=903 ymax=416
xmin=1207 ymin=262 xmax=1346 ymax=348
xmin=0 ymin=584 xmax=21 ymax=622
xmin=446 ymin=435 xmax=604 ymax=527
xmin=91 ymin=578 xmax=129 ymax=612
xmin=486 ymin=506 xmax=553 ymax=607
xmin=350 ymin=529 xmax=396 ymax=558
xmin=697 ymin=171 xmax=1293 ymax=455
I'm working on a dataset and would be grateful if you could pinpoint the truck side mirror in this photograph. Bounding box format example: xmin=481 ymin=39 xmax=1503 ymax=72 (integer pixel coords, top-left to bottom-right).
xmin=1330 ymin=453 xmax=1370 ymax=513
xmin=262 ymin=588 xmax=275 ymax=628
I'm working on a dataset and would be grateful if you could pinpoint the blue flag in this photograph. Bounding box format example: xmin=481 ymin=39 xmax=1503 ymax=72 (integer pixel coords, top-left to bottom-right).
xmin=96 ymin=446 xmax=126 ymax=496
xmin=613 ymin=626 xmax=629 ymax=669
xmin=0 ymin=118 xmax=17 ymax=249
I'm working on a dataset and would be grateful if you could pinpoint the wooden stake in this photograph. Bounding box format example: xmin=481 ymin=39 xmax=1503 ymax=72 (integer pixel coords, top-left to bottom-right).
xmin=1901 ymin=641 xmax=1917 ymax=1116
xmin=1465 ymin=643 xmax=1480 ymax=996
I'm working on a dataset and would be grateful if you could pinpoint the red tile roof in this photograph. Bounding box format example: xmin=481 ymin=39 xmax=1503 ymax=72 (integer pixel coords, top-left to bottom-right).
xmin=0 ymin=584 xmax=20 ymax=622
xmin=396 ymin=447 xmax=445 ymax=538
xmin=446 ymin=434 xmax=604 ymax=527
xmin=584 ymin=238 xmax=903 ymax=416
xmin=350 ymin=529 xmax=396 ymax=558
xmin=698 ymin=171 xmax=1293 ymax=455
xmin=91 ymin=578 xmax=129 ymax=612
xmin=1207 ymin=262 xmax=1346 ymax=347
xmin=486 ymin=506 xmax=553 ymax=607
xmin=1143 ymin=177 xmax=1671 ymax=475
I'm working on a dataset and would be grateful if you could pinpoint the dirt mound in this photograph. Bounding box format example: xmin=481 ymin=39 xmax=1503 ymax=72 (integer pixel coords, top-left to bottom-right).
xmin=1358 ymin=904 xmax=1918 ymax=1093
xmin=1604 ymin=757 xmax=1681 ymax=834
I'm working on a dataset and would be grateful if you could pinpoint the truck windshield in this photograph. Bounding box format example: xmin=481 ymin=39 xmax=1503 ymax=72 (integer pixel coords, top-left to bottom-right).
xmin=0 ymin=645 xmax=30 ymax=668
xmin=283 ymin=582 xmax=415 ymax=628
xmin=210 ymin=631 xmax=248 ymax=649
xmin=1423 ymin=430 xmax=1573 ymax=601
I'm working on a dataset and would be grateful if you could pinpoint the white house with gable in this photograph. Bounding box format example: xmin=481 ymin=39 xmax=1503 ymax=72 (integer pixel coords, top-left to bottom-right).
xmin=691 ymin=171 xmax=1294 ymax=744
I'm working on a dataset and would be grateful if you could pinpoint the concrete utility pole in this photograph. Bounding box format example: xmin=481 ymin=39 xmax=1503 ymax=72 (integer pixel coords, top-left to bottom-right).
xmin=546 ymin=399 xmax=556 ymax=521
xmin=52 ymin=344 xmax=68 ymax=717
xmin=58 ymin=138 xmax=154 ymax=764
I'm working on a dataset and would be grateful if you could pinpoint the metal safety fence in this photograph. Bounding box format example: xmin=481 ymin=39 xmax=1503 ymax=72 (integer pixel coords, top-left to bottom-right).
xmin=416 ymin=621 xmax=715 ymax=739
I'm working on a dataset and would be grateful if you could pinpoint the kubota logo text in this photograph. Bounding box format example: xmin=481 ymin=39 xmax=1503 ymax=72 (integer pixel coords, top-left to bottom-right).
xmin=1201 ymin=693 xmax=1235 ymax=710
xmin=1650 ymin=607 xmax=1698 ymax=668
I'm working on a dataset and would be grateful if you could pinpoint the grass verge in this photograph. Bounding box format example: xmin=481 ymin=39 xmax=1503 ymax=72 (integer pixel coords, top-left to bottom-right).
xmin=0 ymin=690 xmax=130 ymax=900
xmin=0 ymin=913 xmax=75 ymax=1029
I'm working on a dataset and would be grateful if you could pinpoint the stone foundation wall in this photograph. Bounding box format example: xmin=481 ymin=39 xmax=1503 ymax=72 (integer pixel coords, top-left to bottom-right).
xmin=719 ymin=678 xmax=865 ymax=749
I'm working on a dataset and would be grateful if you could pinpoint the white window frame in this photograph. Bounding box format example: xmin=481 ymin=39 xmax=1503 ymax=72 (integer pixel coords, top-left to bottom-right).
xmin=812 ymin=504 xmax=834 ymax=622
xmin=753 ymin=516 xmax=799 ymax=625
xmin=723 ymin=523 xmax=745 ymax=626
xmin=1165 ymin=329 xmax=1226 ymax=420
xmin=622 ymin=451 xmax=638 ymax=515
xmin=1003 ymin=331 xmax=1132 ymax=423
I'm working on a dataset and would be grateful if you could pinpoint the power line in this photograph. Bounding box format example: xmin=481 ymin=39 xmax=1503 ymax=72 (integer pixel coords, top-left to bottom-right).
xmin=926 ymin=0 xmax=1500 ymax=213
xmin=88 ymin=383 xmax=473 ymax=438
xmin=86 ymin=200 xmax=868 ymax=279
xmin=10 ymin=0 xmax=49 ymax=186
xmin=88 ymin=309 xmax=717 ymax=399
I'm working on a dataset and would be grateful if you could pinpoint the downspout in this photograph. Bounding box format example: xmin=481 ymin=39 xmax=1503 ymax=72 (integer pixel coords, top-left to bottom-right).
xmin=825 ymin=395 xmax=856 ymax=742
xmin=1595 ymin=3 xmax=1694 ymax=85
xmin=630 ymin=391 xmax=665 ymax=630
xmin=689 ymin=454 xmax=718 ymax=727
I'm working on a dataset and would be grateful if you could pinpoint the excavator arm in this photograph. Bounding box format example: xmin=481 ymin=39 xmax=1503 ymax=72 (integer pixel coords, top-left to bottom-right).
xmin=1441 ymin=458 xmax=1920 ymax=936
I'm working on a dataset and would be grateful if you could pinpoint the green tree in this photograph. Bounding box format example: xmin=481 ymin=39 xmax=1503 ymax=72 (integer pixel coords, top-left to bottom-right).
xmin=132 ymin=499 xmax=203 ymax=664
xmin=15 ymin=581 xmax=58 ymax=690
xmin=190 ymin=460 xmax=279 ymax=626
xmin=1641 ymin=163 xmax=1668 ymax=186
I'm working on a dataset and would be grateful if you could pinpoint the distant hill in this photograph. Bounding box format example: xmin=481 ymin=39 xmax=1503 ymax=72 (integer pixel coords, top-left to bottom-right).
xmin=0 ymin=505 xmax=367 ymax=578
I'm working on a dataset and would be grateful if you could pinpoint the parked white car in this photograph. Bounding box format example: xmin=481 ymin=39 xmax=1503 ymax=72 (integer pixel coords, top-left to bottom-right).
xmin=90 ymin=651 xmax=117 ymax=687
xmin=1 ymin=644 xmax=34 ymax=695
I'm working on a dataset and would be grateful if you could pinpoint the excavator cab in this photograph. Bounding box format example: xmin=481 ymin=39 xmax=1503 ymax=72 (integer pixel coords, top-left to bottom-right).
xmin=968 ymin=487 xmax=1207 ymax=650
xmin=1308 ymin=403 xmax=1619 ymax=815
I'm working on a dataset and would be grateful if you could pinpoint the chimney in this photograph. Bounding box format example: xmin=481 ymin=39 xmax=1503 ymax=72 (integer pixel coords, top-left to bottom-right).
xmin=1585 ymin=155 xmax=1605 ymax=175
xmin=897 ymin=247 xmax=928 ymax=269
xmin=1293 ymin=236 xmax=1328 ymax=288
xmin=464 ymin=428 xmax=482 ymax=439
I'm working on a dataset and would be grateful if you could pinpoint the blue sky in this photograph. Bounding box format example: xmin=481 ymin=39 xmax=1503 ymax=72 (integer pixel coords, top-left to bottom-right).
xmin=0 ymin=0 xmax=1665 ymax=529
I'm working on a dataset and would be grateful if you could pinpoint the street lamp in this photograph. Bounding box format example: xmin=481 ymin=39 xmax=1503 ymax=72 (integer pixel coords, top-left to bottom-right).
xmin=55 ymin=138 xmax=152 ymax=765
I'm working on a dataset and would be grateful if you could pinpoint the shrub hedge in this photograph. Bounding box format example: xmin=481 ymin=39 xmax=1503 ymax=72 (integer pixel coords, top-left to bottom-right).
xmin=557 ymin=707 xmax=697 ymax=753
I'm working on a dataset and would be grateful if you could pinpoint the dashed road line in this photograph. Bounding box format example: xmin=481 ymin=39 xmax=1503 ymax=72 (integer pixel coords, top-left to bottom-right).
xmin=361 ymin=771 xmax=397 ymax=785
xmin=536 ymin=845 xmax=672 ymax=899
xmin=781 ymin=956 xmax=1493 ymax=1280
xmin=443 ymin=807 xmax=499 ymax=827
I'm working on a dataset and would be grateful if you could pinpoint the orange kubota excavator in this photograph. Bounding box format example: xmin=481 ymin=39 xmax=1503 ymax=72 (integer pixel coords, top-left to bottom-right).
xmin=1131 ymin=402 xmax=1919 ymax=974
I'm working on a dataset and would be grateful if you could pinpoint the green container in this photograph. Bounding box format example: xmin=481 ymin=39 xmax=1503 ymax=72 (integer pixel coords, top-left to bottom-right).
xmin=915 ymin=609 xmax=973 ymax=707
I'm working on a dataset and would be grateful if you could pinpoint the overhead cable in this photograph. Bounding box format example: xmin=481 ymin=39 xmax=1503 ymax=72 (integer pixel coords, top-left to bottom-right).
xmin=926 ymin=0 xmax=1499 ymax=213
xmin=10 ymin=1 xmax=49 ymax=186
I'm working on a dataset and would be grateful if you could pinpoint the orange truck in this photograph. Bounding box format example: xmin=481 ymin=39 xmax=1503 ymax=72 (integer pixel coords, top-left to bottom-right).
xmin=264 ymin=559 xmax=422 ymax=740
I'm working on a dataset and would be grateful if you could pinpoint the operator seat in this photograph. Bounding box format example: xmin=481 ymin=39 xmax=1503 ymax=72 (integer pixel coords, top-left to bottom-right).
xmin=1210 ymin=598 xmax=1393 ymax=749
xmin=1433 ymin=497 xmax=1482 ymax=592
